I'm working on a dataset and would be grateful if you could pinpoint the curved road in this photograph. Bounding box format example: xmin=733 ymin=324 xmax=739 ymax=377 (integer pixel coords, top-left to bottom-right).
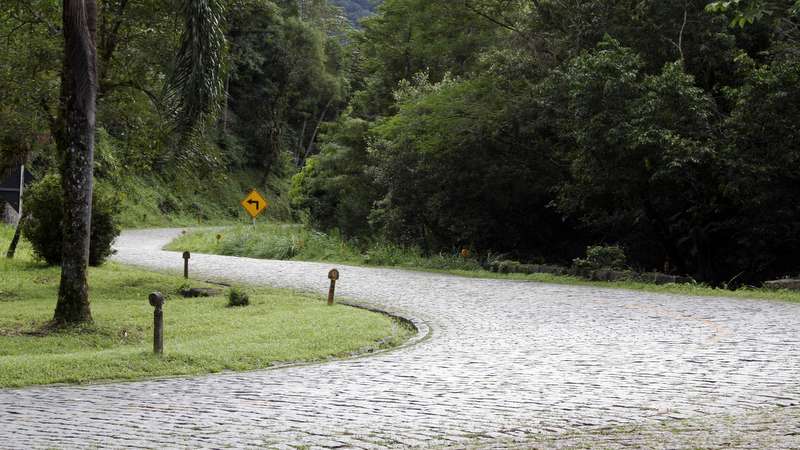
xmin=2 ymin=229 xmax=800 ymax=449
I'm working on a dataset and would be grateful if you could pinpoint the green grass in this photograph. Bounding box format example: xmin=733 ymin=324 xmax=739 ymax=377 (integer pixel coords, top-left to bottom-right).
xmin=165 ymin=222 xmax=482 ymax=271
xmin=168 ymin=224 xmax=800 ymax=304
xmin=0 ymin=226 xmax=413 ymax=388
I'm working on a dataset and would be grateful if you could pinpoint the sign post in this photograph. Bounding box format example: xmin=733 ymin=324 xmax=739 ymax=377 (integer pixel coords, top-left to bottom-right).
xmin=0 ymin=165 xmax=32 ymax=220
xmin=17 ymin=165 xmax=23 ymax=221
xmin=240 ymin=190 xmax=269 ymax=225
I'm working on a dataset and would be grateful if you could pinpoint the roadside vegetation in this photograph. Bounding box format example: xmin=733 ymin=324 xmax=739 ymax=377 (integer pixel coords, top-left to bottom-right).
xmin=3 ymin=0 xmax=800 ymax=331
xmin=0 ymin=226 xmax=413 ymax=388
xmin=167 ymin=225 xmax=800 ymax=304
xmin=166 ymin=222 xmax=482 ymax=271
xmin=110 ymin=171 xmax=293 ymax=229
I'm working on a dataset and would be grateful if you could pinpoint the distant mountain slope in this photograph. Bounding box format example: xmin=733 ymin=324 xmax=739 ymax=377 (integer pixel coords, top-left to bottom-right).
xmin=330 ymin=0 xmax=380 ymax=23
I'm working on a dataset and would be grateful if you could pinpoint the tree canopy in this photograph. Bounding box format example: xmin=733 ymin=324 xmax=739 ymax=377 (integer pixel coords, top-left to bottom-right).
xmin=292 ymin=0 xmax=800 ymax=284
xmin=3 ymin=0 xmax=800 ymax=286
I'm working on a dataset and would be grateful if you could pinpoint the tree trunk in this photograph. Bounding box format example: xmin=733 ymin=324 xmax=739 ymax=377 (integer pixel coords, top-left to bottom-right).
xmin=303 ymin=98 xmax=334 ymax=162
xmin=54 ymin=0 xmax=97 ymax=325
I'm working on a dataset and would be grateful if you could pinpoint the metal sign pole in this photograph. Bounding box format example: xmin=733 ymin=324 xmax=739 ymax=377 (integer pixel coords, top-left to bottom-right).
xmin=17 ymin=165 xmax=24 ymax=222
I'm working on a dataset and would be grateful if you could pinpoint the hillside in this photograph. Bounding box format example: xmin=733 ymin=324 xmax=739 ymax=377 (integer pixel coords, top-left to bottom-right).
xmin=330 ymin=0 xmax=379 ymax=22
xmin=4 ymin=0 xmax=800 ymax=285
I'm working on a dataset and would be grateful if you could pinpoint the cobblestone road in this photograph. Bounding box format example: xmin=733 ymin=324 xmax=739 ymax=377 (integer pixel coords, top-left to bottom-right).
xmin=1 ymin=229 xmax=799 ymax=449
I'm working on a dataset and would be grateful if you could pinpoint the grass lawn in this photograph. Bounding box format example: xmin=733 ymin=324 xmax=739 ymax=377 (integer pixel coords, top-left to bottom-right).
xmin=168 ymin=223 xmax=800 ymax=304
xmin=0 ymin=226 xmax=413 ymax=388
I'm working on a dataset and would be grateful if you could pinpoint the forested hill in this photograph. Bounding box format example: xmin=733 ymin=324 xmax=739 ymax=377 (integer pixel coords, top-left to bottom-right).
xmin=3 ymin=0 xmax=800 ymax=286
xmin=330 ymin=0 xmax=379 ymax=22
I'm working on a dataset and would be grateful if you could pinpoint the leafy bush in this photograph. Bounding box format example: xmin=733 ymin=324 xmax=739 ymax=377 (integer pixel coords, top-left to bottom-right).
xmin=227 ymin=287 xmax=250 ymax=307
xmin=21 ymin=174 xmax=121 ymax=266
xmin=573 ymin=245 xmax=627 ymax=271
xmin=361 ymin=242 xmax=482 ymax=271
xmin=488 ymin=259 xmax=568 ymax=276
xmin=290 ymin=116 xmax=379 ymax=239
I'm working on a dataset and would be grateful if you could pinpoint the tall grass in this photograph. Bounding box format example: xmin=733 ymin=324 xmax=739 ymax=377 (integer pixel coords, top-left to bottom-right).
xmin=166 ymin=223 xmax=482 ymax=271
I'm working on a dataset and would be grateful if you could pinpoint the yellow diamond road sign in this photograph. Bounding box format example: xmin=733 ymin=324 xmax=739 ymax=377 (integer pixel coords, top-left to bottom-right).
xmin=241 ymin=190 xmax=268 ymax=219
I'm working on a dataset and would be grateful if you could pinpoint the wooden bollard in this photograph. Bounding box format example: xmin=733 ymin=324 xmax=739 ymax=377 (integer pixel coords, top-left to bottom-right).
xmin=182 ymin=251 xmax=191 ymax=279
xmin=149 ymin=292 xmax=165 ymax=355
xmin=328 ymin=269 xmax=340 ymax=305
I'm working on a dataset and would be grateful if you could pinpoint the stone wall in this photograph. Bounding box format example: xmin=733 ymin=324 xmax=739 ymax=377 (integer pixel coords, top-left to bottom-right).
xmin=488 ymin=260 xmax=694 ymax=285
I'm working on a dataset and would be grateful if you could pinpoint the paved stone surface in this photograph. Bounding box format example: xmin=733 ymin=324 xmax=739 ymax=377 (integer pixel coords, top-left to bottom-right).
xmin=496 ymin=406 xmax=800 ymax=449
xmin=1 ymin=228 xmax=799 ymax=449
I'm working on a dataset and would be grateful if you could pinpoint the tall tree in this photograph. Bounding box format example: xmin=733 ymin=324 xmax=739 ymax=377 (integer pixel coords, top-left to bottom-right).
xmin=53 ymin=0 xmax=98 ymax=324
xmin=52 ymin=0 xmax=228 ymax=324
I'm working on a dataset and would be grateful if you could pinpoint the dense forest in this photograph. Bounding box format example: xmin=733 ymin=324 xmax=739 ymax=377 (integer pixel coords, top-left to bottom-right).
xmin=330 ymin=0 xmax=378 ymax=22
xmin=2 ymin=0 xmax=800 ymax=286
xmin=293 ymin=0 xmax=800 ymax=286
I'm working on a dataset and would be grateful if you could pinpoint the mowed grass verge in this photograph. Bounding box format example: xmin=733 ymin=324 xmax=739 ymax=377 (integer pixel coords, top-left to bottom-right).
xmin=168 ymin=224 xmax=800 ymax=304
xmin=0 ymin=226 xmax=413 ymax=388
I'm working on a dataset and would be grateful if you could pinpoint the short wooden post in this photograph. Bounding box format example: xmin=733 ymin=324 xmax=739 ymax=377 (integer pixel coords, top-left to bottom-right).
xmin=149 ymin=292 xmax=165 ymax=355
xmin=328 ymin=269 xmax=340 ymax=305
xmin=182 ymin=251 xmax=191 ymax=279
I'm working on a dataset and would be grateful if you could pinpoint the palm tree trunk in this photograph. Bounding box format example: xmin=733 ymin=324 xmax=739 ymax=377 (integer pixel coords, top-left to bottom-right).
xmin=54 ymin=0 xmax=97 ymax=325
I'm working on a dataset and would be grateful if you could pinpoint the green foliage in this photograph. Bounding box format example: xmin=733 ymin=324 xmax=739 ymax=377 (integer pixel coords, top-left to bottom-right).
xmin=287 ymin=0 xmax=800 ymax=284
xmin=227 ymin=0 xmax=348 ymax=172
xmin=0 ymin=1 xmax=61 ymax=173
xmin=573 ymin=246 xmax=628 ymax=271
xmin=361 ymin=242 xmax=482 ymax=271
xmin=168 ymin=223 xmax=360 ymax=261
xmin=490 ymin=260 xmax=566 ymax=276
xmin=715 ymin=58 xmax=800 ymax=279
xmin=21 ymin=175 xmax=121 ymax=267
xmin=353 ymin=0 xmax=504 ymax=117
xmin=330 ymin=0 xmax=378 ymax=22
xmin=164 ymin=0 xmax=226 ymax=137
xmin=5 ymin=0 xmax=800 ymax=286
xmin=290 ymin=114 xmax=377 ymax=237
xmin=166 ymin=223 xmax=482 ymax=271
xmin=543 ymin=40 xmax=722 ymax=276
xmin=707 ymin=0 xmax=800 ymax=27
xmin=227 ymin=287 xmax=250 ymax=307
xmin=1 ymin=0 xmax=310 ymax=232
xmin=363 ymin=69 xmax=581 ymax=259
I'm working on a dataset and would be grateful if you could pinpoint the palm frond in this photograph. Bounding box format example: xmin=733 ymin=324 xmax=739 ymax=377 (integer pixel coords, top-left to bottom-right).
xmin=164 ymin=0 xmax=226 ymax=135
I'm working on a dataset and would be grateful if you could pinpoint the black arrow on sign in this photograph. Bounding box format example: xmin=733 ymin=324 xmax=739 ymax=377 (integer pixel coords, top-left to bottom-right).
xmin=247 ymin=199 xmax=260 ymax=210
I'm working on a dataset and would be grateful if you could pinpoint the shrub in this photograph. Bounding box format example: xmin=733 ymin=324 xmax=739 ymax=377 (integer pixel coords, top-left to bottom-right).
xmin=21 ymin=174 xmax=121 ymax=266
xmin=361 ymin=242 xmax=481 ymax=271
xmin=573 ymin=245 xmax=627 ymax=271
xmin=227 ymin=287 xmax=250 ymax=307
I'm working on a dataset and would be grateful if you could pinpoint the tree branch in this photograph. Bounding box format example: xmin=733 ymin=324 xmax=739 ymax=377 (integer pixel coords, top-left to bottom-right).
xmin=462 ymin=0 xmax=520 ymax=33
